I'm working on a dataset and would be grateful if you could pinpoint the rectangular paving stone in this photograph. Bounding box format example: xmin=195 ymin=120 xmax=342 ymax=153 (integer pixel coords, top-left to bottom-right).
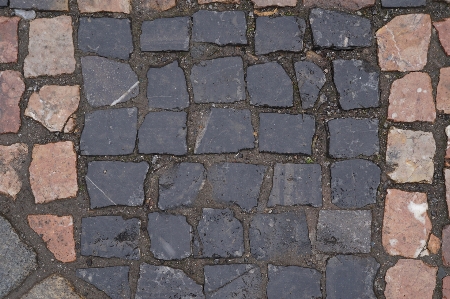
xmin=0 ymin=70 xmax=25 ymax=134
xmin=295 ymin=61 xmax=326 ymax=109
xmin=381 ymin=0 xmax=426 ymax=7
xmin=303 ymin=0 xmax=375 ymax=10
xmin=10 ymin=0 xmax=68 ymax=10
xmin=77 ymin=0 xmax=131 ymax=13
xmin=77 ymin=266 xmax=131 ymax=299
xmin=0 ymin=17 xmax=19 ymax=63
xmin=141 ymin=17 xmax=190 ymax=51
xmin=0 ymin=0 xmax=7 ymax=6
xmin=251 ymin=0 xmax=296 ymax=8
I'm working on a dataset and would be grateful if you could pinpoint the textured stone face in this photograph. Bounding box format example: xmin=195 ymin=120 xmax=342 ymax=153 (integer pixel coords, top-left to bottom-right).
xmin=10 ymin=0 xmax=69 ymax=10
xmin=143 ymin=0 xmax=176 ymax=11
xmin=295 ymin=61 xmax=326 ymax=109
xmin=77 ymin=266 xmax=131 ymax=299
xmin=199 ymin=0 xmax=239 ymax=4
xmin=428 ymin=234 xmax=441 ymax=255
xmin=77 ymin=0 xmax=130 ymax=13
xmin=250 ymin=0 xmax=296 ymax=8
xmin=267 ymin=265 xmax=321 ymax=299
xmin=0 ymin=143 xmax=28 ymax=199
xmin=0 ymin=70 xmax=25 ymax=134
xmin=446 ymin=169 xmax=450 ymax=218
xmin=141 ymin=17 xmax=190 ymax=51
xmin=443 ymin=225 xmax=450 ymax=266
xmin=0 ymin=17 xmax=19 ymax=63
xmin=437 ymin=67 xmax=450 ymax=113
xmin=303 ymin=0 xmax=375 ymax=10
xmin=22 ymin=275 xmax=82 ymax=299
xmin=381 ymin=0 xmax=426 ymax=7
xmin=444 ymin=277 xmax=450 ymax=299
xmin=435 ymin=18 xmax=450 ymax=55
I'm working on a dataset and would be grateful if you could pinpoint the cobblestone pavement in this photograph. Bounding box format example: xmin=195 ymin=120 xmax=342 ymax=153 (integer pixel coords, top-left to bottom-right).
xmin=1 ymin=0 xmax=450 ymax=298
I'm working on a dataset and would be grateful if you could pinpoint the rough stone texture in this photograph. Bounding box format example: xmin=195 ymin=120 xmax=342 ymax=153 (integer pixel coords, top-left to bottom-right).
xmin=14 ymin=10 xmax=36 ymax=19
xmin=86 ymin=161 xmax=149 ymax=208
xmin=10 ymin=0 xmax=68 ymax=10
xmin=388 ymin=72 xmax=435 ymax=122
xmin=267 ymin=265 xmax=321 ymax=299
xmin=326 ymin=255 xmax=379 ymax=299
xmin=251 ymin=0 xmax=296 ymax=8
xmin=0 ymin=0 xmax=8 ymax=5
xmin=143 ymin=0 xmax=176 ymax=11
xmin=25 ymin=85 xmax=80 ymax=132
xmin=435 ymin=18 xmax=450 ymax=55
xmin=249 ymin=212 xmax=311 ymax=260
xmin=445 ymin=277 xmax=450 ymax=299
xmin=24 ymin=16 xmax=75 ymax=78
xmin=141 ymin=17 xmax=190 ymax=51
xmin=77 ymin=266 xmax=131 ymax=299
xmin=443 ymin=225 xmax=450 ymax=266
xmin=77 ymin=0 xmax=130 ymax=13
xmin=437 ymin=67 xmax=450 ymax=113
xmin=199 ymin=0 xmax=239 ymax=4
xmin=21 ymin=275 xmax=82 ymax=299
xmin=0 ymin=143 xmax=28 ymax=199
xmin=381 ymin=0 xmax=426 ymax=7
xmin=447 ymin=169 xmax=450 ymax=217
xmin=0 ymin=17 xmax=19 ymax=63
xmin=0 ymin=70 xmax=25 ymax=134
xmin=376 ymin=14 xmax=431 ymax=72
xmin=316 ymin=210 xmax=372 ymax=253
xmin=428 ymin=234 xmax=441 ymax=255
xmin=295 ymin=61 xmax=326 ymax=109
xmin=303 ymin=0 xmax=375 ymax=11
xmin=29 ymin=141 xmax=78 ymax=204
xmin=268 ymin=163 xmax=322 ymax=207
xmin=386 ymin=128 xmax=435 ymax=183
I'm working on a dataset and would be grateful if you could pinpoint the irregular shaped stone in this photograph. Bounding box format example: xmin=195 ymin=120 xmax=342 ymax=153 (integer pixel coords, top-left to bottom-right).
xmin=64 ymin=117 xmax=76 ymax=133
xmin=158 ymin=163 xmax=206 ymax=210
xmin=437 ymin=67 xmax=450 ymax=113
xmin=141 ymin=17 xmax=190 ymax=51
xmin=249 ymin=212 xmax=311 ymax=260
xmin=259 ymin=113 xmax=315 ymax=154
xmin=0 ymin=17 xmax=19 ymax=63
xmin=443 ymin=226 xmax=450 ymax=266
xmin=376 ymin=14 xmax=431 ymax=71
xmin=143 ymin=0 xmax=176 ymax=11
xmin=86 ymin=161 xmax=149 ymax=208
xmin=194 ymin=108 xmax=254 ymax=154
xmin=333 ymin=59 xmax=379 ymax=110
xmin=447 ymin=169 xmax=450 ymax=217
xmin=81 ymin=216 xmax=140 ymax=260
xmin=386 ymin=128 xmax=435 ymax=183
xmin=14 ymin=10 xmax=36 ymax=20
xmin=24 ymin=16 xmax=75 ymax=77
xmin=381 ymin=0 xmax=426 ymax=7
xmin=251 ymin=0 xmax=295 ymax=8
xmin=81 ymin=56 xmax=139 ymax=107
xmin=0 ymin=143 xmax=28 ymax=199
xmin=77 ymin=266 xmax=131 ymax=299
xmin=295 ymin=61 xmax=326 ymax=109
xmin=0 ymin=70 xmax=25 ymax=134
xmin=444 ymin=277 xmax=450 ymax=299
xmin=303 ymin=0 xmax=375 ymax=10
xmin=10 ymin=0 xmax=68 ymax=10
xmin=80 ymin=108 xmax=137 ymax=156
xmin=22 ymin=275 xmax=82 ymax=299
xmin=77 ymin=0 xmax=130 ymax=13
xmin=435 ymin=18 xmax=450 ymax=56
xmin=29 ymin=141 xmax=78 ymax=204
xmin=255 ymin=17 xmax=305 ymax=55
xmin=428 ymin=234 xmax=441 ymax=255
xmin=25 ymin=85 xmax=80 ymax=132
xmin=267 ymin=265 xmax=321 ymax=299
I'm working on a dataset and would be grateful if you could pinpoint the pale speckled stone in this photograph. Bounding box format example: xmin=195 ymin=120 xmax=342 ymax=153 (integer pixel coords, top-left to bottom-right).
xmin=303 ymin=0 xmax=375 ymax=11
xmin=77 ymin=0 xmax=130 ymax=13
xmin=0 ymin=143 xmax=28 ymax=199
xmin=0 ymin=17 xmax=19 ymax=63
xmin=428 ymin=234 xmax=441 ymax=255
xmin=21 ymin=275 xmax=82 ymax=299
xmin=437 ymin=67 xmax=450 ymax=114
xmin=251 ymin=0 xmax=296 ymax=8
xmin=0 ymin=70 xmax=25 ymax=134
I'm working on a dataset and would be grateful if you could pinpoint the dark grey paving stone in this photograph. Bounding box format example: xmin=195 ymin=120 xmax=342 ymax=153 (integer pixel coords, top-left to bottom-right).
xmin=191 ymin=57 xmax=245 ymax=103
xmin=295 ymin=61 xmax=326 ymax=109
xmin=326 ymin=255 xmax=380 ymax=299
xmin=310 ymin=8 xmax=372 ymax=49
xmin=197 ymin=208 xmax=244 ymax=258
xmin=268 ymin=163 xmax=322 ymax=208
xmin=138 ymin=111 xmax=187 ymax=155
xmin=158 ymin=163 xmax=206 ymax=210
xmin=9 ymin=0 xmax=66 ymax=10
xmin=147 ymin=213 xmax=192 ymax=260
xmin=333 ymin=59 xmax=379 ymax=110
xmin=208 ymin=163 xmax=266 ymax=211
xmin=78 ymin=18 xmax=133 ymax=60
xmin=81 ymin=216 xmax=140 ymax=260
xmin=0 ymin=0 xmax=7 ymax=6
xmin=0 ymin=216 xmax=36 ymax=298
xmin=259 ymin=113 xmax=315 ymax=154
xmin=316 ymin=210 xmax=372 ymax=254
xmin=249 ymin=212 xmax=311 ymax=260
xmin=331 ymin=159 xmax=380 ymax=208
xmin=136 ymin=264 xmax=204 ymax=299
xmin=255 ymin=16 xmax=306 ymax=55
xmin=247 ymin=62 xmax=293 ymax=107
xmin=147 ymin=61 xmax=189 ymax=110
xmin=267 ymin=265 xmax=321 ymax=299
xmin=81 ymin=56 xmax=139 ymax=107
xmin=192 ymin=10 xmax=247 ymax=46
xmin=80 ymin=108 xmax=137 ymax=156
xmin=381 ymin=0 xmax=426 ymax=7
xmin=76 ymin=266 xmax=131 ymax=299
xmin=86 ymin=161 xmax=149 ymax=208
xmin=204 ymin=264 xmax=263 ymax=299
xmin=141 ymin=17 xmax=190 ymax=52
xmin=195 ymin=108 xmax=254 ymax=154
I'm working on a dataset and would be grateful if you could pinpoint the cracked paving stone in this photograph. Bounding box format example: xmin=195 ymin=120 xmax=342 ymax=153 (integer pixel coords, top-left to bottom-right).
xmin=247 ymin=62 xmax=293 ymax=107
xmin=249 ymin=212 xmax=311 ymax=260
xmin=80 ymin=108 xmax=137 ymax=156
xmin=333 ymin=59 xmax=379 ymax=110
xmin=303 ymin=0 xmax=375 ymax=10
xmin=158 ymin=163 xmax=206 ymax=210
xmin=208 ymin=163 xmax=266 ymax=211
xmin=77 ymin=266 xmax=131 ymax=299
xmin=310 ymin=8 xmax=372 ymax=49
xmin=77 ymin=0 xmax=130 ymax=13
xmin=437 ymin=67 xmax=450 ymax=113
xmin=78 ymin=18 xmax=133 ymax=60
xmin=435 ymin=18 xmax=450 ymax=56
xmin=259 ymin=113 xmax=315 ymax=155
xmin=81 ymin=56 xmax=139 ymax=107
xmin=428 ymin=234 xmax=441 ymax=255
xmin=86 ymin=161 xmax=149 ymax=208
xmin=267 ymin=265 xmax=321 ymax=299
xmin=136 ymin=264 xmax=204 ymax=299
xmin=442 ymin=225 xmax=450 ymax=266
xmin=251 ymin=0 xmax=295 ymax=8
xmin=194 ymin=108 xmax=254 ymax=154
xmin=0 ymin=17 xmax=19 ymax=63
xmin=0 ymin=143 xmax=27 ymax=199
xmin=204 ymin=264 xmax=263 ymax=299
xmin=81 ymin=216 xmax=140 ymax=260
xmin=10 ymin=0 xmax=68 ymax=10
xmin=138 ymin=111 xmax=187 ymax=155
xmin=21 ymin=275 xmax=82 ymax=299
xmin=381 ymin=0 xmax=426 ymax=7
xmin=294 ymin=61 xmax=326 ymax=109
xmin=143 ymin=0 xmax=176 ymax=11
xmin=268 ymin=163 xmax=322 ymax=208
xmin=255 ymin=17 xmax=305 ymax=55
xmin=0 ymin=70 xmax=25 ymax=134
xmin=316 ymin=210 xmax=372 ymax=253
xmin=376 ymin=14 xmax=431 ymax=72
xmin=141 ymin=17 xmax=190 ymax=51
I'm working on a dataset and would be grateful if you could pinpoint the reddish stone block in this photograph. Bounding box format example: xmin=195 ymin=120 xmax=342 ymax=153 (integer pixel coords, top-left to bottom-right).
xmin=0 ymin=17 xmax=19 ymax=63
xmin=434 ymin=18 xmax=450 ymax=56
xmin=0 ymin=70 xmax=25 ymax=134
xmin=437 ymin=67 xmax=450 ymax=114
xmin=444 ymin=276 xmax=450 ymax=299
xmin=442 ymin=225 xmax=450 ymax=266
xmin=428 ymin=234 xmax=441 ymax=255
xmin=303 ymin=0 xmax=375 ymax=11
xmin=0 ymin=143 xmax=28 ymax=199
xmin=77 ymin=0 xmax=130 ymax=12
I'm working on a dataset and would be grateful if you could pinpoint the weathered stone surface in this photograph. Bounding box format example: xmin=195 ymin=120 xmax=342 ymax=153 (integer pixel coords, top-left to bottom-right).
xmin=295 ymin=61 xmax=326 ymax=109
xmin=251 ymin=0 xmax=296 ymax=8
xmin=376 ymin=14 xmax=431 ymax=72
xmin=25 ymin=85 xmax=80 ymax=132
xmin=199 ymin=0 xmax=239 ymax=4
xmin=29 ymin=141 xmax=78 ymax=204
xmin=22 ymin=275 xmax=82 ymax=299
xmin=435 ymin=18 xmax=450 ymax=55
xmin=0 ymin=70 xmax=25 ymax=134
xmin=77 ymin=0 xmax=130 ymax=13
xmin=428 ymin=234 xmax=441 ymax=255
xmin=381 ymin=0 xmax=426 ymax=7
xmin=437 ymin=67 xmax=450 ymax=113
xmin=143 ymin=0 xmax=176 ymax=11
xmin=141 ymin=17 xmax=190 ymax=51
xmin=77 ymin=266 xmax=131 ymax=299
xmin=14 ymin=10 xmax=36 ymax=20
xmin=0 ymin=0 xmax=7 ymax=6
xmin=0 ymin=143 xmax=28 ymax=199
xmin=386 ymin=128 xmax=435 ymax=183
xmin=443 ymin=225 xmax=450 ymax=266
xmin=446 ymin=169 xmax=450 ymax=217
xmin=444 ymin=277 xmax=450 ymax=299
xmin=10 ymin=0 xmax=68 ymax=10
xmin=303 ymin=0 xmax=375 ymax=11
xmin=0 ymin=17 xmax=19 ymax=63
xmin=267 ymin=265 xmax=321 ymax=299
xmin=24 ymin=16 xmax=75 ymax=78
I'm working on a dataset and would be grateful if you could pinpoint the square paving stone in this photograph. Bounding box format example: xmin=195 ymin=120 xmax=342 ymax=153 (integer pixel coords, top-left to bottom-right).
xmin=247 ymin=62 xmax=293 ymax=107
xmin=138 ymin=111 xmax=187 ymax=155
xmin=333 ymin=59 xmax=379 ymax=110
xmin=316 ymin=210 xmax=372 ymax=253
xmin=78 ymin=18 xmax=133 ymax=60
xmin=268 ymin=163 xmax=322 ymax=208
xmin=10 ymin=0 xmax=68 ymax=10
xmin=295 ymin=61 xmax=326 ymax=109
xmin=81 ymin=216 xmax=140 ymax=260
xmin=255 ymin=16 xmax=306 ymax=55
xmin=77 ymin=266 xmax=131 ymax=299
xmin=80 ymin=108 xmax=137 ymax=156
xmin=77 ymin=0 xmax=131 ymax=13
xmin=141 ymin=17 xmax=190 ymax=51
xmin=259 ymin=113 xmax=315 ymax=155
xmin=192 ymin=10 xmax=247 ymax=46
xmin=191 ymin=57 xmax=245 ymax=103
xmin=249 ymin=212 xmax=311 ymax=260
xmin=381 ymin=0 xmax=426 ymax=7
xmin=86 ymin=161 xmax=149 ymax=208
